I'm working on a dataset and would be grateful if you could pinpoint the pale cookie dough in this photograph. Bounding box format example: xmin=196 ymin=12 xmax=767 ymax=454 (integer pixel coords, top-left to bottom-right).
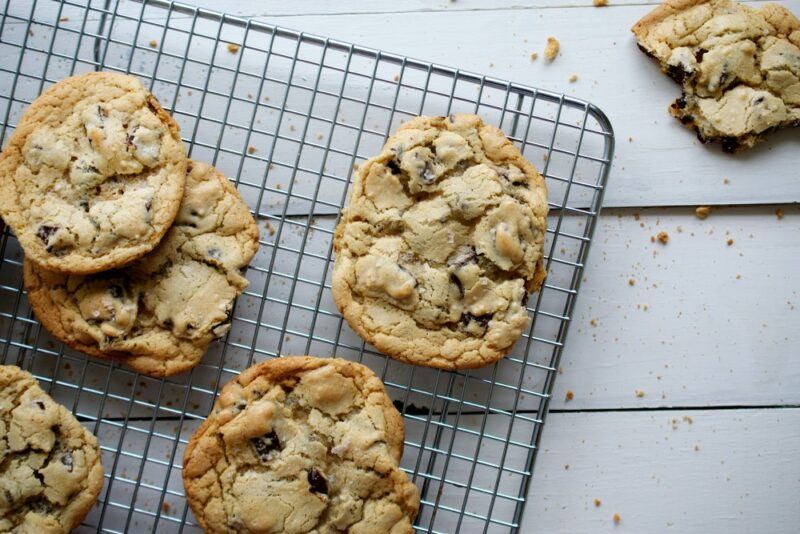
xmin=633 ymin=0 xmax=800 ymax=151
xmin=0 ymin=71 xmax=187 ymax=273
xmin=0 ymin=365 xmax=104 ymax=533
xmin=332 ymin=114 xmax=548 ymax=370
xmin=182 ymin=356 xmax=420 ymax=533
xmin=24 ymin=161 xmax=259 ymax=377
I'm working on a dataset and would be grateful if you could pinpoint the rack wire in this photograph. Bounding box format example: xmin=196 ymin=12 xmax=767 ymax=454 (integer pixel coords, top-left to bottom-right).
xmin=0 ymin=0 xmax=613 ymax=532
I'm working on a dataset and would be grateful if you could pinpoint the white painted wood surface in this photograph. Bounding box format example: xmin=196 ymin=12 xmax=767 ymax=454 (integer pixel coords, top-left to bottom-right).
xmin=12 ymin=1 xmax=799 ymax=532
xmin=179 ymin=2 xmax=796 ymax=532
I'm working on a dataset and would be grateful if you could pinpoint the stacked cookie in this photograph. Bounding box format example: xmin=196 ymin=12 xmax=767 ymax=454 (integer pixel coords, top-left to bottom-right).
xmin=0 ymin=72 xmax=259 ymax=377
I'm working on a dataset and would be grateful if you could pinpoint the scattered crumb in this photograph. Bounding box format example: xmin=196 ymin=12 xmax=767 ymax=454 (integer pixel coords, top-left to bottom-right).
xmin=289 ymin=124 xmax=296 ymax=132
xmin=694 ymin=444 xmax=700 ymax=451
xmin=565 ymin=390 xmax=574 ymax=401
xmin=695 ymin=206 xmax=710 ymax=219
xmin=656 ymin=231 xmax=669 ymax=244
xmin=723 ymin=178 xmax=730 ymax=184
xmin=726 ymin=238 xmax=734 ymax=246
xmin=628 ymin=136 xmax=633 ymax=142
xmin=564 ymin=464 xmax=570 ymax=470
xmin=227 ymin=43 xmax=240 ymax=53
xmin=266 ymin=222 xmax=276 ymax=236
xmin=589 ymin=318 xmax=598 ymax=327
xmin=736 ymin=274 xmax=741 ymax=280
xmin=628 ymin=278 xmax=636 ymax=286
xmin=635 ymin=389 xmax=645 ymax=398
xmin=544 ymin=36 xmax=560 ymax=61
xmin=775 ymin=208 xmax=784 ymax=219
xmin=594 ymin=498 xmax=602 ymax=507
xmin=59 ymin=16 xmax=69 ymax=22
xmin=530 ymin=52 xmax=538 ymax=61
xmin=316 ymin=133 xmax=324 ymax=140
xmin=613 ymin=513 xmax=621 ymax=525
xmin=393 ymin=74 xmax=400 ymax=82
xmin=633 ymin=213 xmax=640 ymax=221
xmin=683 ymin=415 xmax=693 ymax=424
xmin=162 ymin=502 xmax=171 ymax=514
xmin=569 ymin=74 xmax=578 ymax=83
xmin=263 ymin=96 xmax=270 ymax=102
xmin=247 ymin=146 xmax=256 ymax=154
xmin=149 ymin=39 xmax=157 ymax=48
xmin=593 ymin=0 xmax=608 ymax=5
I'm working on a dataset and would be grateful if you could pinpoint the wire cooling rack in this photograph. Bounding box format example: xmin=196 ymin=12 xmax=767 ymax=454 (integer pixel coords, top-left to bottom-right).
xmin=0 ymin=1 xmax=613 ymax=532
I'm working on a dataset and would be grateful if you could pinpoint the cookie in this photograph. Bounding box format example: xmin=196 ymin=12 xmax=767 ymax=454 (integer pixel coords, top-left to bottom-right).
xmin=0 ymin=71 xmax=187 ymax=274
xmin=633 ymin=0 xmax=800 ymax=152
xmin=0 ymin=365 xmax=104 ymax=533
xmin=24 ymin=161 xmax=259 ymax=377
xmin=182 ymin=356 xmax=420 ymax=533
xmin=332 ymin=114 xmax=548 ymax=370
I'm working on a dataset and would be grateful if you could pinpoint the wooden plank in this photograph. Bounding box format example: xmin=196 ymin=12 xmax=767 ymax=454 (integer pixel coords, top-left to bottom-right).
xmin=550 ymin=204 xmax=800 ymax=410
xmin=526 ymin=408 xmax=800 ymax=532
xmin=185 ymin=0 xmax=771 ymax=16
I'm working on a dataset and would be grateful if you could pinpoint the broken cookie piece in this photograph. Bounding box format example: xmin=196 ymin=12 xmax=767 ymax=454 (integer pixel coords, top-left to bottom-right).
xmin=633 ymin=0 xmax=800 ymax=152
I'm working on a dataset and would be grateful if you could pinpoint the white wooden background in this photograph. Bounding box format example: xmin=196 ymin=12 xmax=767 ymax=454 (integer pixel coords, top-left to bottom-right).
xmin=183 ymin=1 xmax=799 ymax=532
xmin=10 ymin=0 xmax=799 ymax=532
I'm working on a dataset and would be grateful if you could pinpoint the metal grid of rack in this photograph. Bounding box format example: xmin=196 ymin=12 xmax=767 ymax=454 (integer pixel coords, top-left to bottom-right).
xmin=0 ymin=0 xmax=613 ymax=532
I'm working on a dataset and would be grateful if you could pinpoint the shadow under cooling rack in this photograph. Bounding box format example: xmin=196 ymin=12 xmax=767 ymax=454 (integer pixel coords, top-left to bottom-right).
xmin=0 ymin=1 xmax=613 ymax=532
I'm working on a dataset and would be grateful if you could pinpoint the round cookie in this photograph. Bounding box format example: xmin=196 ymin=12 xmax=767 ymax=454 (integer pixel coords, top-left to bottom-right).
xmin=0 ymin=71 xmax=187 ymax=274
xmin=332 ymin=114 xmax=548 ymax=370
xmin=182 ymin=356 xmax=420 ymax=533
xmin=24 ymin=161 xmax=259 ymax=377
xmin=0 ymin=365 xmax=104 ymax=533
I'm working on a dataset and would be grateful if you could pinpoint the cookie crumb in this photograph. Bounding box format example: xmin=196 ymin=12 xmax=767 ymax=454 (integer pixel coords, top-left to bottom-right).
xmin=694 ymin=444 xmax=700 ymax=451
xmin=530 ymin=52 xmax=538 ymax=61
xmin=628 ymin=278 xmax=635 ymax=286
xmin=695 ymin=206 xmax=710 ymax=219
xmin=613 ymin=513 xmax=621 ymax=525
xmin=59 ymin=16 xmax=69 ymax=22
xmin=589 ymin=318 xmax=598 ymax=327
xmin=628 ymin=136 xmax=633 ymax=142
xmin=393 ymin=74 xmax=400 ymax=82
xmin=544 ymin=37 xmax=560 ymax=61
xmin=635 ymin=389 xmax=645 ymax=397
xmin=593 ymin=0 xmax=608 ymax=5
xmin=149 ymin=39 xmax=158 ymax=48
xmin=247 ymin=146 xmax=256 ymax=154
xmin=227 ymin=43 xmax=240 ymax=53
xmin=162 ymin=502 xmax=171 ymax=514
xmin=723 ymin=178 xmax=730 ymax=184
xmin=594 ymin=498 xmax=602 ymax=507
xmin=569 ymin=74 xmax=578 ymax=83
xmin=564 ymin=464 xmax=570 ymax=470
xmin=726 ymin=238 xmax=733 ymax=246
xmin=656 ymin=231 xmax=669 ymax=244
xmin=565 ymin=390 xmax=574 ymax=401
xmin=775 ymin=208 xmax=784 ymax=219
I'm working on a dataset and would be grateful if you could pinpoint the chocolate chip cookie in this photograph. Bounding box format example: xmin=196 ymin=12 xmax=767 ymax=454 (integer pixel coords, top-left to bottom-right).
xmin=633 ymin=0 xmax=800 ymax=152
xmin=182 ymin=356 xmax=419 ymax=533
xmin=24 ymin=161 xmax=259 ymax=377
xmin=332 ymin=114 xmax=548 ymax=370
xmin=0 ymin=365 xmax=104 ymax=533
xmin=0 ymin=71 xmax=187 ymax=273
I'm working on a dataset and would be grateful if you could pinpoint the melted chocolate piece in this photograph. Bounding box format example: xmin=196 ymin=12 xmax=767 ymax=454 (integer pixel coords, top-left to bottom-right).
xmin=251 ymin=430 xmax=281 ymax=460
xmin=307 ymin=468 xmax=328 ymax=494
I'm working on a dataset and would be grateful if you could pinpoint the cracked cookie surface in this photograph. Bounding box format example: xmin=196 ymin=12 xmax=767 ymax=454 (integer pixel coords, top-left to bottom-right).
xmin=633 ymin=0 xmax=800 ymax=151
xmin=182 ymin=356 xmax=419 ymax=533
xmin=0 ymin=71 xmax=187 ymax=273
xmin=0 ymin=365 xmax=104 ymax=533
xmin=332 ymin=114 xmax=548 ymax=370
xmin=24 ymin=161 xmax=259 ymax=377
